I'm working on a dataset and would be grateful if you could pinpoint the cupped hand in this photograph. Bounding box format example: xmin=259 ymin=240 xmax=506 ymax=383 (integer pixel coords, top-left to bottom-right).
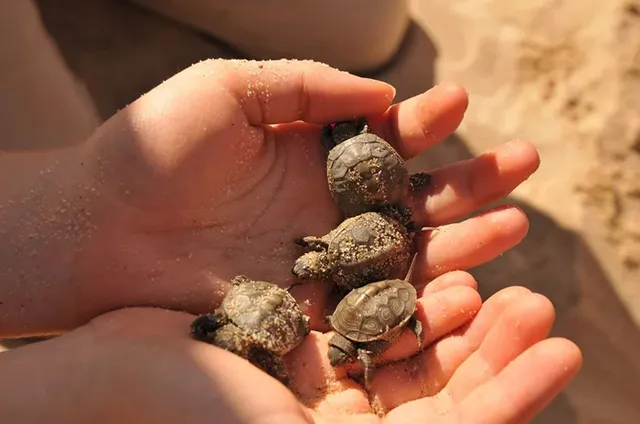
xmin=71 ymin=59 xmax=539 ymax=328
xmin=0 ymin=274 xmax=581 ymax=424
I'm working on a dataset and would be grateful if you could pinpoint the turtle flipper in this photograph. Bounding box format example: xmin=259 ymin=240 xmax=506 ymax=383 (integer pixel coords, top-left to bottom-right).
xmin=357 ymin=349 xmax=375 ymax=391
xmin=190 ymin=311 xmax=229 ymax=342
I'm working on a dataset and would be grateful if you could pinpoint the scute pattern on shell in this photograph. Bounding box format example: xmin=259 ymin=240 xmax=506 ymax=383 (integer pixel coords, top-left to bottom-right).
xmin=330 ymin=212 xmax=410 ymax=264
xmin=330 ymin=279 xmax=417 ymax=343
xmin=222 ymin=280 xmax=309 ymax=356
xmin=324 ymin=212 xmax=412 ymax=290
xmin=327 ymin=133 xmax=409 ymax=217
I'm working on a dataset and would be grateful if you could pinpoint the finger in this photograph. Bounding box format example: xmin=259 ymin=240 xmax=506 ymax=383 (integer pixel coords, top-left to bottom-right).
xmin=419 ymin=270 xmax=478 ymax=295
xmin=448 ymin=286 xmax=533 ymax=353
xmin=446 ymin=293 xmax=556 ymax=403
xmin=86 ymin=305 xmax=198 ymax=336
xmin=458 ymin=338 xmax=583 ymax=424
xmin=369 ymin=286 xmax=532 ymax=411
xmin=191 ymin=59 xmax=396 ymax=125
xmin=368 ymin=82 xmax=469 ymax=160
xmin=411 ymin=139 xmax=541 ymax=227
xmin=101 ymin=59 xmax=395 ymax=171
xmin=414 ymin=205 xmax=529 ymax=281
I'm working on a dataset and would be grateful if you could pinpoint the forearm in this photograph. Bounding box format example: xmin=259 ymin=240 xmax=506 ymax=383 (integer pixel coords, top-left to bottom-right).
xmin=0 ymin=0 xmax=100 ymax=150
xmin=0 ymin=144 xmax=103 ymax=337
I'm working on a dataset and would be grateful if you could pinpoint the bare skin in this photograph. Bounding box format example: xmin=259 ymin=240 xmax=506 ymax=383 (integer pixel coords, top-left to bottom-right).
xmin=127 ymin=0 xmax=410 ymax=72
xmin=0 ymin=59 xmax=540 ymax=337
xmin=0 ymin=276 xmax=582 ymax=423
xmin=0 ymin=59 xmax=581 ymax=422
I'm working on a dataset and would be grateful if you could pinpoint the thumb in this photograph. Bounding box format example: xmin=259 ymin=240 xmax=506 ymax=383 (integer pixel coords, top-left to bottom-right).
xmin=121 ymin=58 xmax=396 ymax=128
xmin=196 ymin=58 xmax=397 ymax=125
xmin=85 ymin=58 xmax=396 ymax=193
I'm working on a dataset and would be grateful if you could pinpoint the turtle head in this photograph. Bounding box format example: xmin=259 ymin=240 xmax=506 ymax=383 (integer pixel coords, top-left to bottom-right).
xmin=325 ymin=118 xmax=369 ymax=146
xmin=327 ymin=333 xmax=357 ymax=366
xmin=291 ymin=251 xmax=330 ymax=281
xmin=190 ymin=312 xmax=226 ymax=342
xmin=328 ymin=346 xmax=351 ymax=366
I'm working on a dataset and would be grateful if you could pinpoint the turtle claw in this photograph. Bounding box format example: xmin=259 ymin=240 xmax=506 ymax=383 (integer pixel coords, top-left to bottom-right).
xmin=294 ymin=236 xmax=329 ymax=252
xmin=408 ymin=315 xmax=424 ymax=349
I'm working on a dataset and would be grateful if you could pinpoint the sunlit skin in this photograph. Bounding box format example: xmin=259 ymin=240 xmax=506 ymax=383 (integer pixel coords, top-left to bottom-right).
xmin=75 ymin=60 xmax=541 ymax=327
xmin=0 ymin=59 xmax=582 ymax=423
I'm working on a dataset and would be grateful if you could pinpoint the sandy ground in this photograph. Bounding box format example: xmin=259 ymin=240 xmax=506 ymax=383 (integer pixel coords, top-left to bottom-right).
xmin=2 ymin=0 xmax=640 ymax=422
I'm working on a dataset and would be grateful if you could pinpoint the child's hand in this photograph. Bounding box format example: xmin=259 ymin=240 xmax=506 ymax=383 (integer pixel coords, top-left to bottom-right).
xmin=55 ymin=59 xmax=538 ymax=330
xmin=0 ymin=281 xmax=580 ymax=423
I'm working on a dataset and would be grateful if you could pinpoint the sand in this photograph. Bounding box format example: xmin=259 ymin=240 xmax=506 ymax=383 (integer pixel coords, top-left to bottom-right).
xmin=2 ymin=0 xmax=640 ymax=422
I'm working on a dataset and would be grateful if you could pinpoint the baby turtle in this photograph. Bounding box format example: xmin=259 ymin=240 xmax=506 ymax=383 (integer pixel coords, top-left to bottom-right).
xmin=326 ymin=277 xmax=423 ymax=391
xmin=322 ymin=118 xmax=431 ymax=218
xmin=190 ymin=275 xmax=311 ymax=386
xmin=292 ymin=211 xmax=413 ymax=294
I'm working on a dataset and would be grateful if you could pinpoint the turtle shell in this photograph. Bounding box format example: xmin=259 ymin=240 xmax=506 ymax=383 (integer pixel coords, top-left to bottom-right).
xmin=329 ymin=279 xmax=418 ymax=343
xmin=323 ymin=212 xmax=412 ymax=290
xmin=327 ymin=133 xmax=409 ymax=217
xmin=222 ymin=279 xmax=310 ymax=356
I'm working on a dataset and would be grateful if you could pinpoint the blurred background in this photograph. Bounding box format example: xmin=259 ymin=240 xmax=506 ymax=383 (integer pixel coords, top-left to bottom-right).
xmin=1 ymin=0 xmax=639 ymax=422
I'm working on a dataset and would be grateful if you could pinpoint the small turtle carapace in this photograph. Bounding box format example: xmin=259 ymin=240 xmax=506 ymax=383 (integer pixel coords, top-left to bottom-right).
xmin=292 ymin=211 xmax=413 ymax=293
xmin=190 ymin=275 xmax=311 ymax=386
xmin=326 ymin=278 xmax=423 ymax=391
xmin=322 ymin=118 xmax=431 ymax=218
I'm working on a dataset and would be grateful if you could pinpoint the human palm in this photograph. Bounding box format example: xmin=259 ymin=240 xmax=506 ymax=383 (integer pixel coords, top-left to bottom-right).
xmin=45 ymin=281 xmax=577 ymax=424
xmin=77 ymin=59 xmax=539 ymax=328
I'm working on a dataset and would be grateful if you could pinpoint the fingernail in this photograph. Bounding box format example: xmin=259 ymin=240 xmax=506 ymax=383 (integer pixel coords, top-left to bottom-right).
xmin=387 ymin=83 xmax=397 ymax=100
xmin=437 ymin=81 xmax=467 ymax=95
xmin=374 ymin=79 xmax=396 ymax=100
